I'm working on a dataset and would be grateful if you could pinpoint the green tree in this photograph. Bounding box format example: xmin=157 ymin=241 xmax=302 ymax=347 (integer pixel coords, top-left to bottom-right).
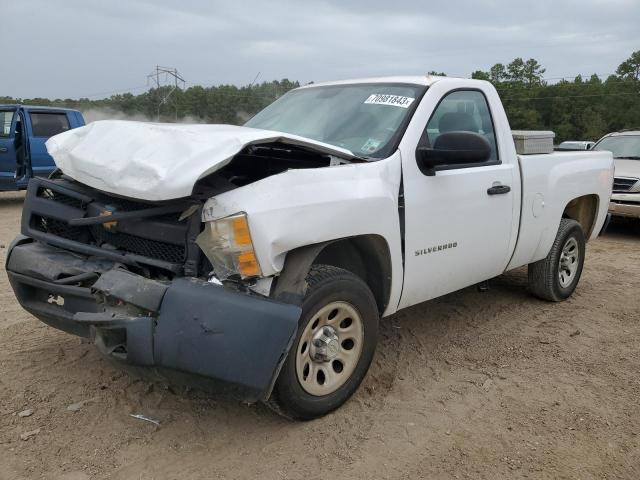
xmin=616 ymin=50 xmax=640 ymax=80
xmin=471 ymin=70 xmax=490 ymax=81
xmin=2 ymin=53 xmax=639 ymax=143
xmin=507 ymin=58 xmax=526 ymax=83
xmin=588 ymin=74 xmax=602 ymax=84
xmin=489 ymin=63 xmax=507 ymax=83
xmin=523 ymin=58 xmax=546 ymax=86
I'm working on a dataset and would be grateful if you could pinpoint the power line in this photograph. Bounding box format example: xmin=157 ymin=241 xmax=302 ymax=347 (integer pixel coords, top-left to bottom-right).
xmin=539 ymin=73 xmax=616 ymax=81
xmin=502 ymin=92 xmax=639 ymax=101
xmin=74 ymin=71 xmax=622 ymax=100
xmin=78 ymin=84 xmax=278 ymax=101
xmin=248 ymin=72 xmax=261 ymax=88
xmin=498 ymin=84 xmax=606 ymax=93
xmin=18 ymin=70 xmax=635 ymax=104
xmin=496 ymin=80 xmax=629 ymax=93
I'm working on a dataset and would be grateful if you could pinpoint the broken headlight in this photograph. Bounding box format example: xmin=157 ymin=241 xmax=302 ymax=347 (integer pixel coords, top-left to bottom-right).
xmin=196 ymin=212 xmax=262 ymax=280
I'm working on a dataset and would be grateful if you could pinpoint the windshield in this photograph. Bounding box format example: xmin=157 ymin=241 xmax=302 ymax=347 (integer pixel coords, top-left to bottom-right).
xmin=245 ymin=83 xmax=425 ymax=158
xmin=593 ymin=135 xmax=640 ymax=159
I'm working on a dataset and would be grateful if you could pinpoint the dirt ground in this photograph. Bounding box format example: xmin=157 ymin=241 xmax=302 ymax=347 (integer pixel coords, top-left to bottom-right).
xmin=0 ymin=190 xmax=638 ymax=480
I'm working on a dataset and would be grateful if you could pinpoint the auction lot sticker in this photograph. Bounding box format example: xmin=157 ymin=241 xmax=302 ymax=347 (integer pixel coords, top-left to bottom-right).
xmin=364 ymin=94 xmax=415 ymax=108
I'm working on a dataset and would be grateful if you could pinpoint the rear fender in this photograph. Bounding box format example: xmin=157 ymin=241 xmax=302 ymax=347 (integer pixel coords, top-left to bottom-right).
xmin=507 ymin=151 xmax=613 ymax=269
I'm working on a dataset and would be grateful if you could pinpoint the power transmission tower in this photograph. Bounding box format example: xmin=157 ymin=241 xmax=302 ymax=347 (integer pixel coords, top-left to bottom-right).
xmin=147 ymin=66 xmax=186 ymax=122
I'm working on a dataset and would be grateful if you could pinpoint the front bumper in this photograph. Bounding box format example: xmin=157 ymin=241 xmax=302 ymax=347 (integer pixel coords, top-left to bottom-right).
xmin=6 ymin=237 xmax=301 ymax=402
xmin=609 ymin=198 xmax=640 ymax=218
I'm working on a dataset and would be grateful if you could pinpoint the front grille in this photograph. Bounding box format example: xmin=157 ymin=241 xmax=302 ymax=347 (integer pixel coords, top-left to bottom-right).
xmin=93 ymin=193 xmax=152 ymax=212
xmin=33 ymin=215 xmax=86 ymax=241
xmin=32 ymin=214 xmax=185 ymax=264
xmin=90 ymin=226 xmax=185 ymax=264
xmin=613 ymin=177 xmax=639 ymax=193
xmin=26 ymin=179 xmax=201 ymax=271
xmin=38 ymin=186 xmax=85 ymax=209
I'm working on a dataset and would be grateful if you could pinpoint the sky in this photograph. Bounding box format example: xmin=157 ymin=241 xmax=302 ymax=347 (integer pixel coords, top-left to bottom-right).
xmin=3 ymin=0 xmax=639 ymax=99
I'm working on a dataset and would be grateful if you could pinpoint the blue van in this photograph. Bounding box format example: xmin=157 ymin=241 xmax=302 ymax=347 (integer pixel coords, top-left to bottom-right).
xmin=0 ymin=105 xmax=85 ymax=191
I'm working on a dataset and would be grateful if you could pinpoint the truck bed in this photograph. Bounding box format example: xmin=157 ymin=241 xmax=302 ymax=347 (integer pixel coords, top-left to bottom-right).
xmin=508 ymin=150 xmax=613 ymax=270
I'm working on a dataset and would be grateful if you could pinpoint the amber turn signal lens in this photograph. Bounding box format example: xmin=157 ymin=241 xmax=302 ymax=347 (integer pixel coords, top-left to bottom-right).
xmin=196 ymin=212 xmax=263 ymax=280
xmin=232 ymin=215 xmax=252 ymax=246
xmin=236 ymin=250 xmax=261 ymax=277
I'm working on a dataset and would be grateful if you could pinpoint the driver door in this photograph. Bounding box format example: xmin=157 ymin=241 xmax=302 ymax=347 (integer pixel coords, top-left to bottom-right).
xmin=399 ymin=89 xmax=516 ymax=309
xmin=0 ymin=110 xmax=18 ymax=189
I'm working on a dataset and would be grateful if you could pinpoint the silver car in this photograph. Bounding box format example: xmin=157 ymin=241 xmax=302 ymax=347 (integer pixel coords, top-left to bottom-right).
xmin=593 ymin=130 xmax=640 ymax=219
xmin=557 ymin=140 xmax=595 ymax=151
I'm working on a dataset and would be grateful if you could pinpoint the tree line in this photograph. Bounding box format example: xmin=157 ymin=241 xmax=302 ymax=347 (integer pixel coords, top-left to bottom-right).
xmin=2 ymin=51 xmax=639 ymax=142
xmin=471 ymin=51 xmax=640 ymax=141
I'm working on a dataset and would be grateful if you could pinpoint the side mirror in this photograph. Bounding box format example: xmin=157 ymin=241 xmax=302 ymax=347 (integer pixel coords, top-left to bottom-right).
xmin=416 ymin=131 xmax=491 ymax=176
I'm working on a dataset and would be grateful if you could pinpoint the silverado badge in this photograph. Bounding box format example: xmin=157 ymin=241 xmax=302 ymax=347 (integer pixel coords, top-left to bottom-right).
xmin=415 ymin=242 xmax=458 ymax=256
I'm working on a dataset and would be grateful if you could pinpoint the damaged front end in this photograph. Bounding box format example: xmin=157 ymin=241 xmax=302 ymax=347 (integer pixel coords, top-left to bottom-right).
xmin=7 ymin=177 xmax=301 ymax=401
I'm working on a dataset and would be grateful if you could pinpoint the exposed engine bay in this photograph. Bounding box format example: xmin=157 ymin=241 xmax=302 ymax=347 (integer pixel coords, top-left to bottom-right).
xmin=25 ymin=140 xmax=358 ymax=292
xmin=193 ymin=142 xmax=358 ymax=198
xmin=45 ymin=120 xmax=359 ymax=201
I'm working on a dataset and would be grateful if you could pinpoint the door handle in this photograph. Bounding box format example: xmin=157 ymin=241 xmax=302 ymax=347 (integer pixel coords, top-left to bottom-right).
xmin=0 ymin=147 xmax=7 ymax=153
xmin=487 ymin=185 xmax=511 ymax=195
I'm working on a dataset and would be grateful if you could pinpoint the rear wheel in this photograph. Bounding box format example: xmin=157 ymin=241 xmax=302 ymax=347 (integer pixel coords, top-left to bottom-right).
xmin=528 ymin=218 xmax=585 ymax=301
xmin=269 ymin=265 xmax=379 ymax=420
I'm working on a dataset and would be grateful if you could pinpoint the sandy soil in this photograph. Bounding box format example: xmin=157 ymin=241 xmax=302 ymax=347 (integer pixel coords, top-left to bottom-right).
xmin=0 ymin=190 xmax=639 ymax=479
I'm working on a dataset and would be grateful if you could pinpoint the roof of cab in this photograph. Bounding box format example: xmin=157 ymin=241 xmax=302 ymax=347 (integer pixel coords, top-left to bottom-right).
xmin=0 ymin=104 xmax=80 ymax=113
xmin=296 ymin=75 xmax=448 ymax=89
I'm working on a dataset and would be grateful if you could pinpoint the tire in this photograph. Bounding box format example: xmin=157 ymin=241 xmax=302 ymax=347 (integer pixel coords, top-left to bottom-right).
xmin=528 ymin=218 xmax=585 ymax=302
xmin=268 ymin=265 xmax=379 ymax=420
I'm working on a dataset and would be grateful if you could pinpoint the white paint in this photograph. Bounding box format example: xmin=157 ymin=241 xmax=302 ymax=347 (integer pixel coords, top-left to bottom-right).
xmin=202 ymin=153 xmax=404 ymax=317
xmin=397 ymin=78 xmax=520 ymax=308
xmin=296 ymin=75 xmax=444 ymax=90
xmin=397 ymin=78 xmax=612 ymax=308
xmin=46 ymin=76 xmax=613 ymax=317
xmin=532 ymin=193 xmax=545 ymax=218
xmin=45 ymin=121 xmax=356 ymax=201
xmin=250 ymin=277 xmax=275 ymax=297
xmin=507 ymin=150 xmax=613 ymax=269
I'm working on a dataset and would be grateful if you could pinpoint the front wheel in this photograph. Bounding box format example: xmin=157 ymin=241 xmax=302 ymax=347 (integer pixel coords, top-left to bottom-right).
xmin=268 ymin=265 xmax=379 ymax=420
xmin=528 ymin=218 xmax=586 ymax=301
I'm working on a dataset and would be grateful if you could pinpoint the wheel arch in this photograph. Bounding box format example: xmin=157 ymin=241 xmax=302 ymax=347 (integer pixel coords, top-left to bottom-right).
xmin=561 ymin=194 xmax=599 ymax=239
xmin=271 ymin=234 xmax=392 ymax=315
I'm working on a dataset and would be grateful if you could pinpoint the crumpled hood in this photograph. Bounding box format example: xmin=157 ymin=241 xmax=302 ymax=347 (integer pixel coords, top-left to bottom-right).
xmin=613 ymin=158 xmax=640 ymax=179
xmin=46 ymin=120 xmax=356 ymax=201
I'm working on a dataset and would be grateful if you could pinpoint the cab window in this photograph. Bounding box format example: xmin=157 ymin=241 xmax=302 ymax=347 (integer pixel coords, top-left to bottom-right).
xmin=421 ymin=90 xmax=499 ymax=162
xmin=30 ymin=112 xmax=70 ymax=138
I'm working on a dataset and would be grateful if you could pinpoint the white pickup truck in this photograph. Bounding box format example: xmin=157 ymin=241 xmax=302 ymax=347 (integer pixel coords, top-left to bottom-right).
xmin=6 ymin=76 xmax=613 ymax=420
